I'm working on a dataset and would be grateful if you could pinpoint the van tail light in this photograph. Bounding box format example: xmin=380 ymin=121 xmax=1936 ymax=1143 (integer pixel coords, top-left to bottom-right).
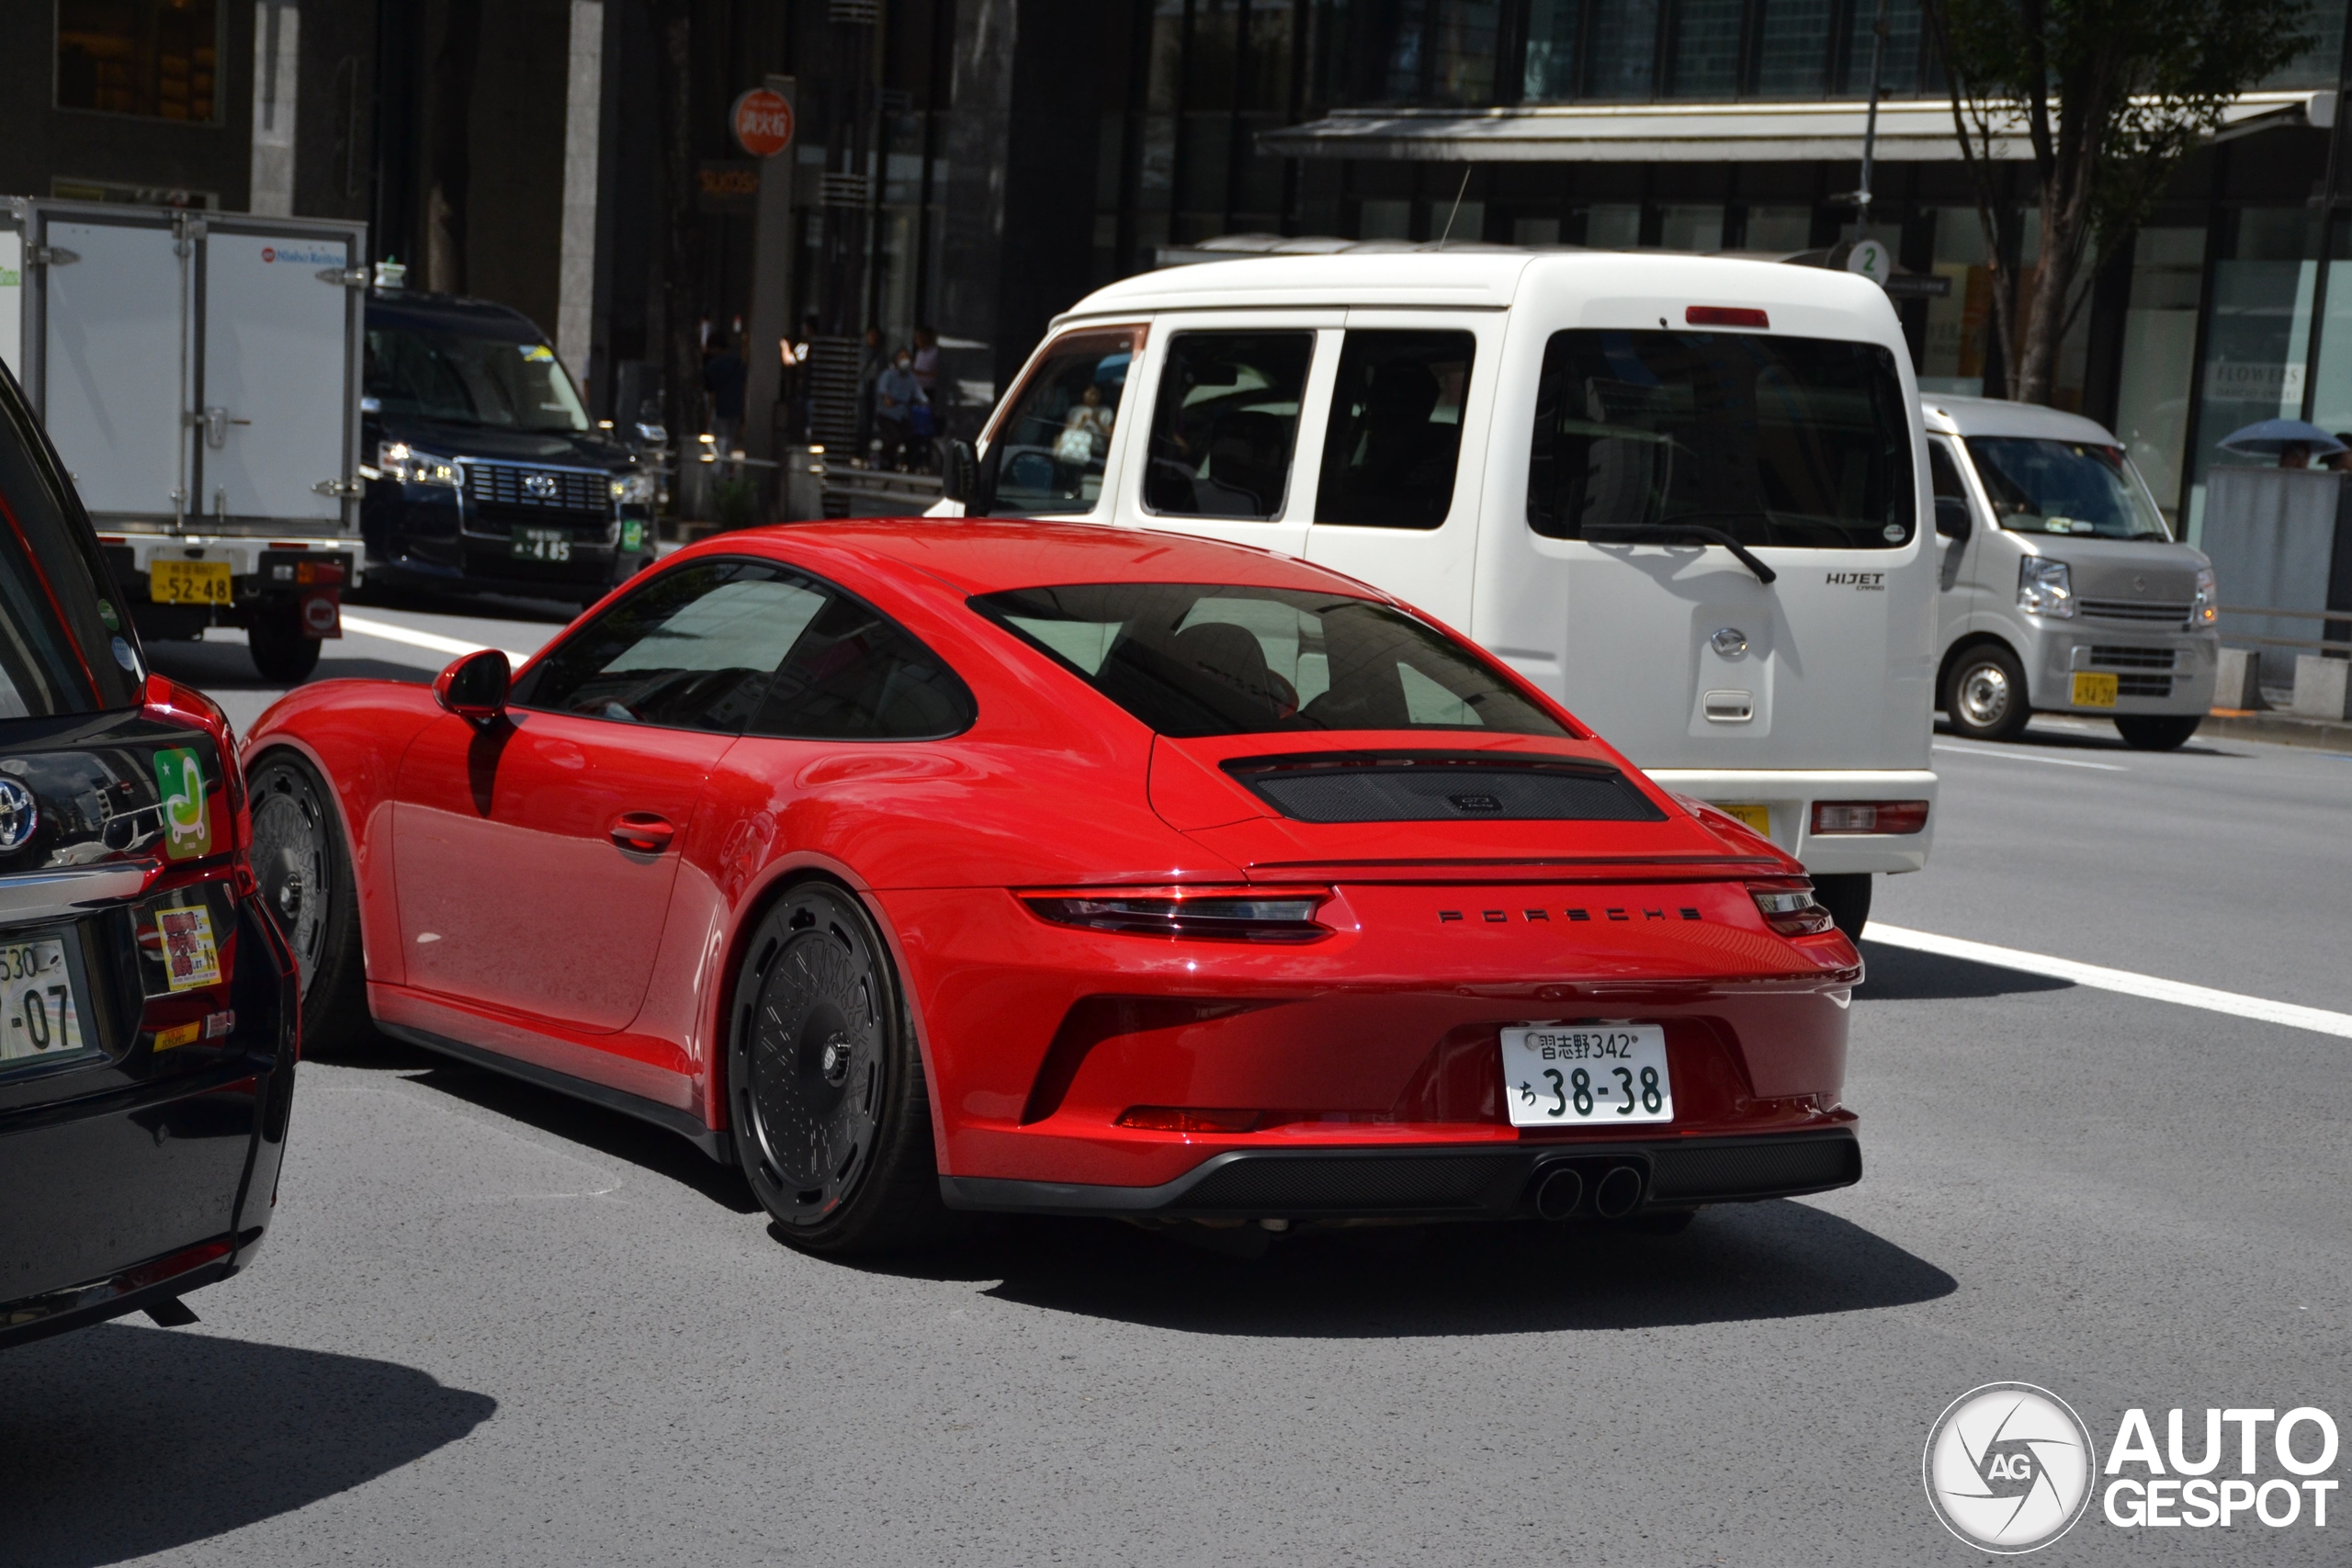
xmin=144 ymin=672 xmax=252 ymax=865
xmin=1810 ymin=800 xmax=1929 ymax=835
xmin=1687 ymin=306 xmax=1770 ymax=330
xmin=1021 ymin=886 xmax=1334 ymax=943
xmin=1748 ymin=881 xmax=1837 ymax=937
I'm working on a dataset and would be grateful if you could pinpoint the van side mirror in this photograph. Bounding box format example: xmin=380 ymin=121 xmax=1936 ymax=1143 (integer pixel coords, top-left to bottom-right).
xmin=435 ymin=648 xmax=511 ymax=723
xmin=944 ymin=439 xmax=1000 ymax=517
xmin=1934 ymin=496 xmax=1973 ymax=542
xmin=940 ymin=438 xmax=978 ymax=503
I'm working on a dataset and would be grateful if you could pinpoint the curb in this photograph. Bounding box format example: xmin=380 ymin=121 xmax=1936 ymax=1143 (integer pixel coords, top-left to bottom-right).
xmin=2202 ymin=707 xmax=2352 ymax=750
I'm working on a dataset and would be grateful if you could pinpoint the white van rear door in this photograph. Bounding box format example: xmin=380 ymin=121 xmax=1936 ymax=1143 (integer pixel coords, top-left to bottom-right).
xmin=1300 ymin=309 xmax=1499 ymax=631
xmin=39 ymin=218 xmax=189 ymax=523
xmin=198 ymin=229 xmax=352 ymax=523
xmin=1114 ymin=311 xmax=1340 ymax=558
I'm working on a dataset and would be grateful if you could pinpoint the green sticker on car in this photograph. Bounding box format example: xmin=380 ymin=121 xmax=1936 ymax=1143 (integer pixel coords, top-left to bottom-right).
xmin=153 ymin=747 xmax=213 ymax=861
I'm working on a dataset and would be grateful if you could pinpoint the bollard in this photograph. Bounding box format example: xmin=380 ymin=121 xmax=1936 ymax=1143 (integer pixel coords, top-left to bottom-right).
xmin=2290 ymin=654 xmax=2352 ymax=719
xmin=2214 ymin=648 xmax=2264 ymax=710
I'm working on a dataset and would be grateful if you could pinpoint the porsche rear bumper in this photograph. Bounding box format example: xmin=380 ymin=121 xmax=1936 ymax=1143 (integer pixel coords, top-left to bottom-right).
xmin=940 ymin=1128 xmax=1860 ymax=1219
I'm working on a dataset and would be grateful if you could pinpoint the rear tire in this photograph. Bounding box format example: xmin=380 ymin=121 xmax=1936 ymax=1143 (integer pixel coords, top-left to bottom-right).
xmin=247 ymin=751 xmax=369 ymax=1055
xmin=248 ymin=607 xmax=323 ymax=684
xmin=1943 ymin=643 xmax=2030 ymax=741
xmin=2114 ymin=714 xmax=2202 ymax=750
xmin=728 ymin=881 xmax=948 ymax=1255
xmin=1812 ymin=872 xmax=1871 ymax=942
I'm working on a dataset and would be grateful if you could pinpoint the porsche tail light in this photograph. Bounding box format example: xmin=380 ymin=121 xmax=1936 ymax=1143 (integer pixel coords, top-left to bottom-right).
xmin=1748 ymin=882 xmax=1837 ymax=937
xmin=1116 ymin=1107 xmax=1261 ymax=1133
xmin=1810 ymin=800 xmax=1929 ymax=835
xmin=1021 ymin=886 xmax=1333 ymax=943
xmin=144 ymin=672 xmax=250 ymax=860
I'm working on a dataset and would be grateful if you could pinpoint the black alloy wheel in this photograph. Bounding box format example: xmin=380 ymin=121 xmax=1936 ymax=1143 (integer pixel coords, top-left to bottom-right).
xmin=248 ymin=605 xmax=324 ymax=684
xmin=729 ymin=881 xmax=946 ymax=1255
xmin=2113 ymin=714 xmax=2203 ymax=751
xmin=246 ymin=751 xmax=368 ymax=1051
xmin=1943 ymin=643 xmax=2031 ymax=742
xmin=1811 ymin=872 xmax=1872 ymax=942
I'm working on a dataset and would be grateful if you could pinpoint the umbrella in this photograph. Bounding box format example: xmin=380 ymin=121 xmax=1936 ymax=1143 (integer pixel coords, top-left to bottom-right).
xmin=2218 ymin=418 xmax=2347 ymax=457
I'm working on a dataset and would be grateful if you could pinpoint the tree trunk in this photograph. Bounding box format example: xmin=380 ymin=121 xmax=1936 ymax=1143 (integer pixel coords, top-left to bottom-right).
xmin=658 ymin=2 xmax=703 ymax=463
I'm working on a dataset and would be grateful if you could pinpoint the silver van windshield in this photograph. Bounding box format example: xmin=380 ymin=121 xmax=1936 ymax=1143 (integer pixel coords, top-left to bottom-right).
xmin=1526 ymin=330 xmax=1916 ymax=551
xmin=1964 ymin=437 xmax=2171 ymax=540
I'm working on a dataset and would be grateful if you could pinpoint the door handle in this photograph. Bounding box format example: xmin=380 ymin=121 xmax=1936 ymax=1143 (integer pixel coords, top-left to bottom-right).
xmin=608 ymin=813 xmax=675 ymax=853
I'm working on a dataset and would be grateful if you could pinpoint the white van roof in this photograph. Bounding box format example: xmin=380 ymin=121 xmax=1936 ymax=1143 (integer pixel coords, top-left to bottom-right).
xmin=1052 ymin=248 xmax=1899 ymax=324
xmin=1921 ymin=392 xmax=2119 ymax=446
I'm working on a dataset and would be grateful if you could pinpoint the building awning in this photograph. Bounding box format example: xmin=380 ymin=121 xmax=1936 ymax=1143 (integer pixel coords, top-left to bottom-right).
xmin=1257 ymin=89 xmax=2335 ymax=164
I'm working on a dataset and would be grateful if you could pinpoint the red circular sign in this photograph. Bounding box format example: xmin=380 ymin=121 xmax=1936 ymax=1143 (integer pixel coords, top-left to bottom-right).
xmin=730 ymin=89 xmax=794 ymax=158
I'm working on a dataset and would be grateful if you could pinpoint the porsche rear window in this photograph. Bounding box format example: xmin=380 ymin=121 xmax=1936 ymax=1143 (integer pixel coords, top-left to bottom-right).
xmin=971 ymin=582 xmax=1568 ymax=739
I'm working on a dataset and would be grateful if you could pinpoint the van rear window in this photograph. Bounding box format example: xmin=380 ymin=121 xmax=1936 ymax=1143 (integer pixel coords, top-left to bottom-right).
xmin=1526 ymin=331 xmax=1915 ymax=551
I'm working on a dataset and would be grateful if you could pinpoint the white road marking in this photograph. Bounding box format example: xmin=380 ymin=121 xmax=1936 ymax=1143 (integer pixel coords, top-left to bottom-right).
xmin=1932 ymin=741 xmax=2127 ymax=772
xmin=341 ymin=613 xmax=530 ymax=665
xmin=1869 ymin=923 xmax=2352 ymax=1039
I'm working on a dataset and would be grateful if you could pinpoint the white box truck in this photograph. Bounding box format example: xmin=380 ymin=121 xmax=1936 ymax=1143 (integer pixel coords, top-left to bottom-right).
xmin=0 ymin=197 xmax=365 ymax=682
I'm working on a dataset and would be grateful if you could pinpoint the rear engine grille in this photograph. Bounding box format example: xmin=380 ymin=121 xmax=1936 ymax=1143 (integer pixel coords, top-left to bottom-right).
xmin=2086 ymin=645 xmax=2177 ymax=671
xmin=1178 ymin=1155 xmax=1518 ymax=1213
xmin=2080 ymin=597 xmax=2190 ymax=625
xmin=1647 ymin=1135 xmax=1860 ymax=1201
xmin=1225 ymin=753 xmax=1667 ymax=825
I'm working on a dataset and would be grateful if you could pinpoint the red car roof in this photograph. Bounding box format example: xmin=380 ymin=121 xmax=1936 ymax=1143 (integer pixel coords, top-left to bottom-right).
xmin=680 ymin=518 xmax=1394 ymax=600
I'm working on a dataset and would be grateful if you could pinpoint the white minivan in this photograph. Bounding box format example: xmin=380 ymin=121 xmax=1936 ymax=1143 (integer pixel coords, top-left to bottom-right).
xmin=1924 ymin=395 xmax=2219 ymax=749
xmin=941 ymin=247 xmax=1938 ymax=932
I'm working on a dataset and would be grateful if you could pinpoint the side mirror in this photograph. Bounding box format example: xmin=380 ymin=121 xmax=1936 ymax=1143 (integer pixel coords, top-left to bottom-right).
xmin=940 ymin=437 xmax=978 ymax=503
xmin=1934 ymin=496 xmax=1973 ymax=542
xmin=435 ymin=648 xmax=511 ymax=723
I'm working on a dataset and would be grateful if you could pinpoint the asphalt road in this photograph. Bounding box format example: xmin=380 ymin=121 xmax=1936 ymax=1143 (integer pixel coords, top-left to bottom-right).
xmin=5 ymin=602 xmax=2347 ymax=1566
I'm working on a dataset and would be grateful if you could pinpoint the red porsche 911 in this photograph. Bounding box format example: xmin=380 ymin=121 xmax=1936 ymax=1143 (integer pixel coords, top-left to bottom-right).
xmin=244 ymin=521 xmax=1861 ymax=1253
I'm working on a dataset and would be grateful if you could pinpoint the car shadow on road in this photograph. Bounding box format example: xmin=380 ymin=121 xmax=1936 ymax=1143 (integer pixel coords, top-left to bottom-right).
xmin=1856 ymin=941 xmax=2073 ymax=1000
xmin=146 ymin=637 xmax=434 ymax=689
xmin=0 ymin=1323 xmax=493 ymax=1567
xmin=850 ymin=1198 xmax=1956 ymax=1337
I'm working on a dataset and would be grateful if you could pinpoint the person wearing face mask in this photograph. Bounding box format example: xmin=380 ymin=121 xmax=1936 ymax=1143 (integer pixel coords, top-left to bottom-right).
xmin=873 ymin=347 xmax=927 ymax=472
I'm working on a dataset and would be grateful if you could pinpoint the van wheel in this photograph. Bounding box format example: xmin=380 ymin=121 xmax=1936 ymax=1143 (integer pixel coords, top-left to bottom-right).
xmin=1812 ymin=873 xmax=1871 ymax=942
xmin=1944 ymin=645 xmax=2030 ymax=741
xmin=2114 ymin=715 xmax=2202 ymax=751
xmin=248 ymin=605 xmax=322 ymax=684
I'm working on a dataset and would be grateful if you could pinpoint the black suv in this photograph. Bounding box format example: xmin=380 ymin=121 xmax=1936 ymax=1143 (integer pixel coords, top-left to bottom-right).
xmin=363 ymin=292 xmax=656 ymax=607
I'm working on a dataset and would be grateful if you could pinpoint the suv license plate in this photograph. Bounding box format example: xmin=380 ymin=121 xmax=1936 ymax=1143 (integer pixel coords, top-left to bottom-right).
xmin=514 ymin=528 xmax=572 ymax=562
xmin=0 ymin=937 xmax=90 ymax=1066
xmin=1501 ymin=1024 xmax=1673 ymax=1128
xmin=2072 ymin=671 xmax=2119 ymax=707
xmin=150 ymin=559 xmax=232 ymax=604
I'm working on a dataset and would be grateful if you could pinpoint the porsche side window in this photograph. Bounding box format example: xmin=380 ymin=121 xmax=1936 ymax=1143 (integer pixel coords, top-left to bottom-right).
xmin=1315 ymin=330 xmax=1476 ymax=531
xmin=751 ymin=594 xmax=976 ymax=740
xmin=985 ymin=329 xmax=1138 ymax=515
xmin=512 ymin=560 xmax=825 ymax=732
xmin=1142 ymin=333 xmax=1314 ymax=521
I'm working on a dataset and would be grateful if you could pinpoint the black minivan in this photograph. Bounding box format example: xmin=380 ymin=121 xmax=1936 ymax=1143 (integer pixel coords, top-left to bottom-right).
xmin=0 ymin=363 xmax=298 ymax=1348
xmin=363 ymin=291 xmax=656 ymax=607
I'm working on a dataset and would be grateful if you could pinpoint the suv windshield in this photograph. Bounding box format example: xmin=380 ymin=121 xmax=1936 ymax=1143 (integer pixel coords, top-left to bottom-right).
xmin=0 ymin=379 xmax=141 ymax=718
xmin=366 ymin=325 xmax=590 ymax=433
xmin=1527 ymin=330 xmax=1915 ymax=549
xmin=972 ymin=582 xmax=1568 ymax=739
xmin=1965 ymin=437 xmax=2171 ymax=540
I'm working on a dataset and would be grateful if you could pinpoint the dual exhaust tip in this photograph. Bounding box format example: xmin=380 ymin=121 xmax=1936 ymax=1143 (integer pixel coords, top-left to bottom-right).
xmin=1533 ymin=1160 xmax=1646 ymax=1222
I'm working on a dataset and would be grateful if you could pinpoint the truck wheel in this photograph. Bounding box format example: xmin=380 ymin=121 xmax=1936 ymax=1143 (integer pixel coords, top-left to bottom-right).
xmin=248 ymin=605 xmax=322 ymax=683
xmin=1943 ymin=644 xmax=2030 ymax=741
xmin=1812 ymin=873 xmax=1871 ymax=942
xmin=2114 ymin=714 xmax=2202 ymax=751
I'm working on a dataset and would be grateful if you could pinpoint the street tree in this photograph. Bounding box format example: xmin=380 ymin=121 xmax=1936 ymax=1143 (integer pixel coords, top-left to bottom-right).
xmin=1921 ymin=0 xmax=2312 ymax=404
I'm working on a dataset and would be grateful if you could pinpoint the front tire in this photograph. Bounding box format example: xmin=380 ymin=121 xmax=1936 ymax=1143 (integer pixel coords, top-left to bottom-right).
xmin=247 ymin=751 xmax=369 ymax=1053
xmin=2114 ymin=714 xmax=2202 ymax=750
xmin=728 ymin=881 xmax=946 ymax=1255
xmin=1812 ymin=872 xmax=1871 ymax=942
xmin=1943 ymin=643 xmax=2030 ymax=742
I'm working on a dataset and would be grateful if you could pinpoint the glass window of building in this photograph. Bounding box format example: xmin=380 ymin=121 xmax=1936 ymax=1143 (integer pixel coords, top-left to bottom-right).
xmin=1921 ymin=208 xmax=1996 ymax=394
xmin=1143 ymin=333 xmax=1317 ymax=520
xmin=1522 ymin=0 xmax=1581 ymax=100
xmin=1658 ymin=206 xmax=1725 ymax=252
xmin=1585 ymin=0 xmax=1661 ymax=98
xmin=1669 ymin=0 xmax=1746 ymax=96
xmin=1752 ymin=0 xmax=1832 ymax=96
xmin=2113 ymin=227 xmax=2207 ymax=526
xmin=2188 ymin=207 xmax=2315 ymax=541
xmin=55 ymin=0 xmax=221 ymax=122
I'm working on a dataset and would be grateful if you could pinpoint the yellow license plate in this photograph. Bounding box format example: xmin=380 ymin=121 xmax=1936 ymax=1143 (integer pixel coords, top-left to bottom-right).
xmin=1719 ymin=803 xmax=1771 ymax=835
xmin=150 ymin=559 xmax=232 ymax=605
xmin=2071 ymin=671 xmax=2119 ymax=708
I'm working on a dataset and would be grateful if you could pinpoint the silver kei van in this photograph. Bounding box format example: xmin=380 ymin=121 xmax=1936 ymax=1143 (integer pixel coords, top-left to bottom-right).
xmin=1926 ymin=396 xmax=2218 ymax=750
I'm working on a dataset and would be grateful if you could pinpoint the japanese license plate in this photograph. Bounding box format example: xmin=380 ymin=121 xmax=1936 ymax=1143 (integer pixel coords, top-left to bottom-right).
xmin=2072 ymin=671 xmax=2119 ymax=707
xmin=0 ymin=937 xmax=90 ymax=1066
xmin=513 ymin=527 xmax=572 ymax=562
xmin=1718 ymin=803 xmax=1770 ymax=836
xmin=1501 ymin=1023 xmax=1674 ymax=1128
xmin=150 ymin=559 xmax=232 ymax=604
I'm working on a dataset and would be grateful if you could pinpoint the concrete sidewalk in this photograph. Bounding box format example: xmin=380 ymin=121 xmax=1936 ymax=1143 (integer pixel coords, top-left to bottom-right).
xmin=2204 ymin=706 xmax=2352 ymax=750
